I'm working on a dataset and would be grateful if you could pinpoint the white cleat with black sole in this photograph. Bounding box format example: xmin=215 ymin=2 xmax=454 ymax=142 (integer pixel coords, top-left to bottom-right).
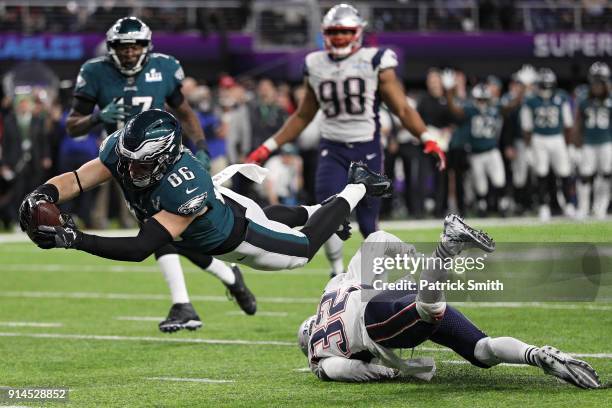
xmin=536 ymin=345 xmax=602 ymax=389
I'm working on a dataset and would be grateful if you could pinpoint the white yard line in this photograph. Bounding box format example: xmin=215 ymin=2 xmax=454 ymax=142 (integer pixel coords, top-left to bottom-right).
xmin=0 ymin=332 xmax=293 ymax=346
xmin=0 ymin=321 xmax=63 ymax=328
xmin=2 ymin=290 xmax=611 ymax=309
xmin=115 ymin=316 xmax=164 ymax=322
xmin=0 ymin=291 xmax=320 ymax=304
xmin=0 ymin=331 xmax=610 ymax=360
xmin=145 ymin=377 xmax=234 ymax=384
xmin=225 ymin=311 xmax=288 ymax=317
xmin=0 ymin=264 xmax=326 ymax=276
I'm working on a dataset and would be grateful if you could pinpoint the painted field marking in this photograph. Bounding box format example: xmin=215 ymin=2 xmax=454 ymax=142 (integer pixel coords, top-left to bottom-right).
xmin=0 ymin=331 xmax=610 ymax=360
xmin=225 ymin=311 xmax=288 ymax=317
xmin=0 ymin=322 xmax=63 ymax=328
xmin=2 ymin=290 xmax=611 ymax=309
xmin=0 ymin=332 xmax=293 ymax=346
xmin=145 ymin=377 xmax=234 ymax=384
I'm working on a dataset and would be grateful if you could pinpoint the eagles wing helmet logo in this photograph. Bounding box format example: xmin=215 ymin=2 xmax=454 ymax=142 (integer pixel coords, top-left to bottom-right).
xmin=178 ymin=192 xmax=208 ymax=215
xmin=119 ymin=132 xmax=176 ymax=161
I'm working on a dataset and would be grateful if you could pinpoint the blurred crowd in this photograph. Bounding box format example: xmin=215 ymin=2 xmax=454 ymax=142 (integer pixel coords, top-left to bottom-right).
xmin=0 ymin=64 xmax=609 ymax=231
xmin=1 ymin=1 xmax=610 ymax=35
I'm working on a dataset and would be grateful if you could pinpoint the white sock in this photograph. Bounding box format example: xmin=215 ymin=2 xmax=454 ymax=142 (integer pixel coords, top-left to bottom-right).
xmin=474 ymin=337 xmax=540 ymax=367
xmin=158 ymin=254 xmax=190 ymax=304
xmin=324 ymin=235 xmax=344 ymax=274
xmin=206 ymin=258 xmax=236 ymax=285
xmin=337 ymin=184 xmax=366 ymax=211
xmin=301 ymin=204 xmax=321 ymax=218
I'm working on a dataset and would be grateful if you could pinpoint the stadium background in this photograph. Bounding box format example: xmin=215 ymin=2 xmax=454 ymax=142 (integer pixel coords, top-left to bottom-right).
xmin=0 ymin=2 xmax=611 ymax=407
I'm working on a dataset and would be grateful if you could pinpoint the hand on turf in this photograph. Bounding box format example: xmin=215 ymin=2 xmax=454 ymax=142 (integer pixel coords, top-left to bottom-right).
xmin=423 ymin=140 xmax=446 ymax=171
xmin=34 ymin=225 xmax=82 ymax=249
xmin=245 ymin=145 xmax=271 ymax=165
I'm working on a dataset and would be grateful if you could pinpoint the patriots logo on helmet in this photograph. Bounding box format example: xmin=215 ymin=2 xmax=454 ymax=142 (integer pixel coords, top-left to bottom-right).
xmin=178 ymin=192 xmax=208 ymax=215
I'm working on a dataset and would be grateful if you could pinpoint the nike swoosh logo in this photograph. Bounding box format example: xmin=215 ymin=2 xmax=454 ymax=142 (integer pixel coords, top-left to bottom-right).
xmin=365 ymin=153 xmax=377 ymax=160
xmin=237 ymin=255 xmax=247 ymax=261
xmin=186 ymin=187 xmax=199 ymax=194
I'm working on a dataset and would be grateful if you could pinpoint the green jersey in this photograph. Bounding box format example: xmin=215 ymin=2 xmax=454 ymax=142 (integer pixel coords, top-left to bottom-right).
xmin=463 ymin=101 xmax=503 ymax=153
xmin=578 ymin=96 xmax=611 ymax=145
xmin=522 ymin=91 xmax=571 ymax=136
xmin=74 ymin=53 xmax=185 ymax=134
xmin=98 ymin=131 xmax=234 ymax=253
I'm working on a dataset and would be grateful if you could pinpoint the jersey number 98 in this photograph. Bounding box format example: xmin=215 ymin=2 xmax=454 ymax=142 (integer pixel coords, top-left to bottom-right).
xmin=319 ymin=77 xmax=366 ymax=118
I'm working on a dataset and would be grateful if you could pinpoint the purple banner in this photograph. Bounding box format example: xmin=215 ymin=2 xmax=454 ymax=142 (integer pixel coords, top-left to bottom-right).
xmin=1 ymin=32 xmax=610 ymax=61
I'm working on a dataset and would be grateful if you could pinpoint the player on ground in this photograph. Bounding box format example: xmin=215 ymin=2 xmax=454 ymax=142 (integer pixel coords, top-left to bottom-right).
xmin=246 ymin=4 xmax=445 ymax=277
xmin=297 ymin=218 xmax=601 ymax=388
xmin=520 ymin=68 xmax=575 ymax=221
xmin=575 ymin=62 xmax=611 ymax=219
xmin=65 ymin=16 xmax=249 ymax=332
xmin=19 ymin=110 xmax=392 ymax=276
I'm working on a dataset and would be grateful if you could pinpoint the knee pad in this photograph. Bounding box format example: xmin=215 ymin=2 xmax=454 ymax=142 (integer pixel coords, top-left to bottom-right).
xmin=474 ymin=337 xmax=500 ymax=367
xmin=416 ymin=300 xmax=446 ymax=323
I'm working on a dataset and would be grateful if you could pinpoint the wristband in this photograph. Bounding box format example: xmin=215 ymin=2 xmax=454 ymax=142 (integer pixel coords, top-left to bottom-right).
xmin=34 ymin=183 xmax=60 ymax=203
xmin=263 ymin=138 xmax=279 ymax=152
xmin=420 ymin=131 xmax=434 ymax=144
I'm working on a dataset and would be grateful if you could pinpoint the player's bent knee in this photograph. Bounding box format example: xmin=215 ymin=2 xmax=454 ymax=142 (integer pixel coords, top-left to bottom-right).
xmin=416 ymin=300 xmax=446 ymax=323
xmin=474 ymin=337 xmax=500 ymax=368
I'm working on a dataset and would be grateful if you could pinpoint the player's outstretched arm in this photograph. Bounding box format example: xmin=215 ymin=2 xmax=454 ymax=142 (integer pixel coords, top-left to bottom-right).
xmin=314 ymin=357 xmax=399 ymax=382
xmin=66 ymin=97 xmax=128 ymax=137
xmin=246 ymin=80 xmax=319 ymax=164
xmin=379 ymin=69 xmax=446 ymax=170
xmin=19 ymin=159 xmax=112 ymax=233
xmin=33 ymin=210 xmax=196 ymax=262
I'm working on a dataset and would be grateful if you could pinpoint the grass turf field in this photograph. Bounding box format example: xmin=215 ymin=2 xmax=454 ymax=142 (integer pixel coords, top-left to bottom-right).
xmin=1 ymin=220 xmax=611 ymax=407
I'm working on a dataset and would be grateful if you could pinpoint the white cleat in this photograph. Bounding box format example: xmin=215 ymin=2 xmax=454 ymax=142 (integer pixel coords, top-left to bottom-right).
xmin=538 ymin=205 xmax=551 ymax=222
xmin=536 ymin=345 xmax=602 ymax=389
xmin=441 ymin=214 xmax=495 ymax=255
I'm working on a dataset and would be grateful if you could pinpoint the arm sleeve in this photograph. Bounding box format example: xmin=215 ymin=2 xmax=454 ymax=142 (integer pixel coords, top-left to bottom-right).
xmin=314 ymin=357 xmax=399 ymax=382
xmin=562 ymin=101 xmax=574 ymax=128
xmin=520 ymin=105 xmax=533 ymax=132
xmin=76 ymin=217 xmax=173 ymax=262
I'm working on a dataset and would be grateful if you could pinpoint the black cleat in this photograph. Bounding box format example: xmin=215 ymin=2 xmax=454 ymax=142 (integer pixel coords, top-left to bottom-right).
xmin=347 ymin=162 xmax=392 ymax=197
xmin=225 ymin=264 xmax=257 ymax=315
xmin=158 ymin=302 xmax=203 ymax=333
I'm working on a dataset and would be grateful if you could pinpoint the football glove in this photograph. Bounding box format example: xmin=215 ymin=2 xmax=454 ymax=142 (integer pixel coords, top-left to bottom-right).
xmin=194 ymin=140 xmax=211 ymax=171
xmin=34 ymin=225 xmax=83 ymax=249
xmin=95 ymin=98 xmax=128 ymax=124
xmin=441 ymin=69 xmax=456 ymax=91
xmin=18 ymin=190 xmax=56 ymax=233
xmin=424 ymin=140 xmax=446 ymax=171
xmin=515 ymin=64 xmax=537 ymax=86
xmin=246 ymin=145 xmax=272 ymax=165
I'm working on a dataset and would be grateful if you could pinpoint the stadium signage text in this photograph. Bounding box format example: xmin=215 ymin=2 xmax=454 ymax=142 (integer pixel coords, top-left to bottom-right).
xmin=0 ymin=36 xmax=83 ymax=59
xmin=534 ymin=33 xmax=612 ymax=58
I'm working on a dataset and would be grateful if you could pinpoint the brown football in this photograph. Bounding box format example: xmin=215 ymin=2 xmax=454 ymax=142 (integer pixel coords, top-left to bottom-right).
xmin=31 ymin=201 xmax=62 ymax=228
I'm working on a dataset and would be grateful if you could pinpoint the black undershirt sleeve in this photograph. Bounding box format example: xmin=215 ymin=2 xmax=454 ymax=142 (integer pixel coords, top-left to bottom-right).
xmin=72 ymin=95 xmax=97 ymax=116
xmin=76 ymin=218 xmax=173 ymax=262
xmin=166 ymin=85 xmax=185 ymax=109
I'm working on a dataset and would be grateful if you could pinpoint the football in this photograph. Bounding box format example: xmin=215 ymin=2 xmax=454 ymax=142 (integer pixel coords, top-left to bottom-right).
xmin=31 ymin=201 xmax=62 ymax=229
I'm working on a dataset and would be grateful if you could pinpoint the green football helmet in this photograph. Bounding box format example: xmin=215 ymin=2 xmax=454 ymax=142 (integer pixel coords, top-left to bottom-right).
xmin=116 ymin=109 xmax=183 ymax=189
xmin=106 ymin=16 xmax=152 ymax=76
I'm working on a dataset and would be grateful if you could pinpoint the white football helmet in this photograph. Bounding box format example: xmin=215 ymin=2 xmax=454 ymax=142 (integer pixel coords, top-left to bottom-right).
xmin=297 ymin=315 xmax=316 ymax=356
xmin=321 ymin=4 xmax=367 ymax=58
xmin=106 ymin=17 xmax=152 ymax=76
xmin=536 ymin=67 xmax=557 ymax=99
